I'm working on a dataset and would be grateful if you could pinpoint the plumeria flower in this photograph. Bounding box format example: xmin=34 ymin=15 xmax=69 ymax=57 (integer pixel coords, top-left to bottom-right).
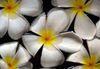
xmin=67 ymin=37 xmax=100 ymax=69
xmin=0 ymin=0 xmax=42 ymax=40
xmin=52 ymin=0 xmax=100 ymax=40
xmin=0 ymin=42 xmax=33 ymax=69
xmin=22 ymin=8 xmax=83 ymax=67
xmin=96 ymin=19 xmax=100 ymax=37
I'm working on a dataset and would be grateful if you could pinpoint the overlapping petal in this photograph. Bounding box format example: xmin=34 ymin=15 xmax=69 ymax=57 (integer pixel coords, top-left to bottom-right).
xmin=8 ymin=13 xmax=30 ymax=40
xmin=19 ymin=0 xmax=42 ymax=16
xmin=54 ymin=32 xmax=82 ymax=53
xmin=73 ymin=66 xmax=84 ymax=69
xmin=0 ymin=42 xmax=18 ymax=59
xmin=30 ymin=13 xmax=46 ymax=35
xmin=0 ymin=59 xmax=8 ymax=69
xmin=47 ymin=8 xmax=70 ymax=35
xmin=96 ymin=20 xmax=100 ymax=37
xmin=74 ymin=13 xmax=96 ymax=40
xmin=41 ymin=44 xmax=64 ymax=67
xmin=22 ymin=35 xmax=43 ymax=56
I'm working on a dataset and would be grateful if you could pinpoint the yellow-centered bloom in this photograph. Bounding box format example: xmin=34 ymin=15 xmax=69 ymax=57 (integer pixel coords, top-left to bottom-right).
xmin=4 ymin=56 xmax=19 ymax=69
xmin=1 ymin=0 xmax=20 ymax=16
xmin=82 ymin=55 xmax=100 ymax=69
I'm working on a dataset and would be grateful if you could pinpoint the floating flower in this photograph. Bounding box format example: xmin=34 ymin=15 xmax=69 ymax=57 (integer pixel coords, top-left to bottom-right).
xmin=0 ymin=0 xmax=42 ymax=40
xmin=0 ymin=42 xmax=33 ymax=69
xmin=67 ymin=37 xmax=100 ymax=69
xmin=52 ymin=0 xmax=100 ymax=40
xmin=22 ymin=8 xmax=82 ymax=67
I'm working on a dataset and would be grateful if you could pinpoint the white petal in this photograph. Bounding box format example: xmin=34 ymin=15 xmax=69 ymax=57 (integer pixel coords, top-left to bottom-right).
xmin=74 ymin=13 xmax=96 ymax=40
xmin=87 ymin=38 xmax=100 ymax=60
xmin=67 ymin=45 xmax=89 ymax=64
xmin=52 ymin=0 xmax=86 ymax=7
xmin=47 ymin=8 xmax=70 ymax=35
xmin=20 ymin=62 xmax=33 ymax=69
xmin=86 ymin=0 xmax=100 ymax=17
xmin=19 ymin=0 xmax=42 ymax=16
xmin=55 ymin=32 xmax=82 ymax=53
xmin=0 ymin=10 xmax=7 ymax=38
xmin=30 ymin=13 xmax=46 ymax=35
xmin=15 ymin=45 xmax=31 ymax=67
xmin=8 ymin=13 xmax=30 ymax=40
xmin=0 ymin=42 xmax=18 ymax=59
xmin=74 ymin=66 xmax=84 ymax=69
xmin=22 ymin=35 xmax=43 ymax=56
xmin=41 ymin=44 xmax=64 ymax=67
xmin=0 ymin=59 xmax=8 ymax=69
xmin=96 ymin=20 xmax=100 ymax=37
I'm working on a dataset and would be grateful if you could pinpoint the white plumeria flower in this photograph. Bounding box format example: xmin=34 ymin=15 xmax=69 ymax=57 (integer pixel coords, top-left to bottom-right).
xmin=22 ymin=8 xmax=83 ymax=67
xmin=67 ymin=38 xmax=100 ymax=69
xmin=0 ymin=42 xmax=33 ymax=69
xmin=52 ymin=0 xmax=100 ymax=40
xmin=0 ymin=0 xmax=42 ymax=40
xmin=96 ymin=19 xmax=100 ymax=37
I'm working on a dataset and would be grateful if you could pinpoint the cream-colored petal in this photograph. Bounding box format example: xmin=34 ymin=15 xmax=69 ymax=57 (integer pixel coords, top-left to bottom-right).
xmin=74 ymin=13 xmax=96 ymax=40
xmin=0 ymin=59 xmax=8 ymax=69
xmin=47 ymin=8 xmax=70 ymax=35
xmin=55 ymin=32 xmax=82 ymax=53
xmin=86 ymin=0 xmax=100 ymax=17
xmin=20 ymin=62 xmax=33 ymax=69
xmin=8 ymin=13 xmax=30 ymax=40
xmin=19 ymin=0 xmax=42 ymax=16
xmin=96 ymin=20 xmax=100 ymax=37
xmin=30 ymin=13 xmax=46 ymax=35
xmin=67 ymin=45 xmax=89 ymax=64
xmin=15 ymin=45 xmax=31 ymax=67
xmin=0 ymin=10 xmax=7 ymax=38
xmin=41 ymin=44 xmax=64 ymax=67
xmin=52 ymin=0 xmax=86 ymax=7
xmin=22 ymin=35 xmax=43 ymax=56
xmin=74 ymin=66 xmax=84 ymax=69
xmin=87 ymin=38 xmax=100 ymax=60
xmin=0 ymin=42 xmax=18 ymax=59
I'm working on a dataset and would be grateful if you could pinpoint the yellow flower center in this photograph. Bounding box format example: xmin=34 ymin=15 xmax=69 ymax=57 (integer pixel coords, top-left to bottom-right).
xmin=1 ymin=0 xmax=20 ymax=16
xmin=82 ymin=55 xmax=100 ymax=69
xmin=39 ymin=29 xmax=56 ymax=47
xmin=4 ymin=56 xmax=19 ymax=69
xmin=71 ymin=0 xmax=89 ymax=16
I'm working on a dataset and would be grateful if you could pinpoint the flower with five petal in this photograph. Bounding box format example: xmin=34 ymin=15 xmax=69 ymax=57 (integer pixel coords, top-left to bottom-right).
xmin=0 ymin=0 xmax=42 ymax=40
xmin=22 ymin=8 xmax=82 ymax=67
xmin=52 ymin=0 xmax=100 ymax=40
xmin=67 ymin=38 xmax=100 ymax=69
xmin=0 ymin=42 xmax=33 ymax=69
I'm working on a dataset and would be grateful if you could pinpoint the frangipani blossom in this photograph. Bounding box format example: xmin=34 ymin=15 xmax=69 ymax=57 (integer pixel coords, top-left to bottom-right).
xmin=0 ymin=42 xmax=33 ymax=69
xmin=22 ymin=8 xmax=82 ymax=67
xmin=67 ymin=38 xmax=100 ymax=69
xmin=0 ymin=0 xmax=42 ymax=40
xmin=52 ymin=0 xmax=100 ymax=40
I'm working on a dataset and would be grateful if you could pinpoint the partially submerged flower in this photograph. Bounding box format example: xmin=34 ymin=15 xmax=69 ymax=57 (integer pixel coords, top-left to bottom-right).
xmin=0 ymin=0 xmax=42 ymax=40
xmin=22 ymin=8 xmax=82 ymax=67
xmin=67 ymin=38 xmax=100 ymax=69
xmin=52 ymin=0 xmax=100 ymax=40
xmin=0 ymin=42 xmax=33 ymax=69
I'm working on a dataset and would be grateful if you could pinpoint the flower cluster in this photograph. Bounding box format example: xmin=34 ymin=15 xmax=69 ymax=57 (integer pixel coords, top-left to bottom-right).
xmin=0 ymin=0 xmax=100 ymax=69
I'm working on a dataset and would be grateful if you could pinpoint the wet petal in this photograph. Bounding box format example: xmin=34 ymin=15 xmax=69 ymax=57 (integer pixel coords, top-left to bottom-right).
xmin=74 ymin=13 xmax=96 ymax=40
xmin=15 ymin=45 xmax=31 ymax=67
xmin=47 ymin=8 xmax=70 ymax=35
xmin=22 ymin=35 xmax=43 ymax=56
xmin=0 ymin=59 xmax=8 ymax=69
xmin=87 ymin=38 xmax=100 ymax=60
xmin=41 ymin=44 xmax=64 ymax=67
xmin=19 ymin=0 xmax=42 ymax=16
xmin=8 ymin=13 xmax=30 ymax=40
xmin=0 ymin=10 xmax=7 ymax=38
xmin=30 ymin=13 xmax=46 ymax=35
xmin=0 ymin=42 xmax=18 ymax=59
xmin=86 ymin=0 xmax=100 ymax=17
xmin=67 ymin=45 xmax=89 ymax=64
xmin=96 ymin=20 xmax=100 ymax=37
xmin=54 ymin=32 xmax=82 ymax=53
